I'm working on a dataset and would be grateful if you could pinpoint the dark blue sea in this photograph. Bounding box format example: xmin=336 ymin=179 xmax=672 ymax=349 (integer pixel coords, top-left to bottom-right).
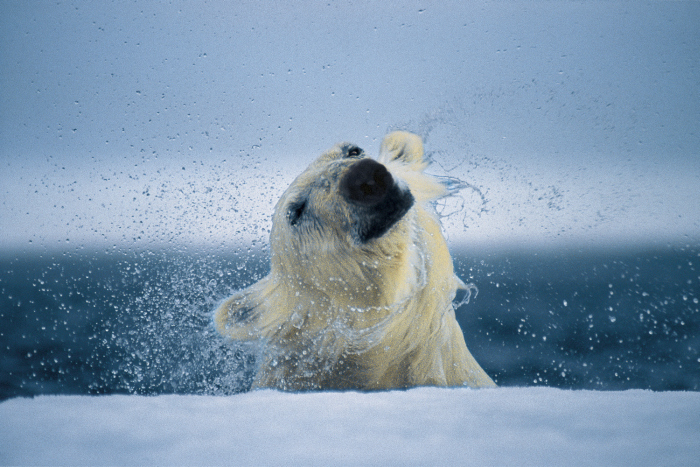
xmin=1 ymin=244 xmax=698 ymax=400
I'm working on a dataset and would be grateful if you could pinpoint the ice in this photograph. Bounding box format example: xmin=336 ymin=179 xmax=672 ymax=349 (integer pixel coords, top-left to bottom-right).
xmin=1 ymin=388 xmax=699 ymax=466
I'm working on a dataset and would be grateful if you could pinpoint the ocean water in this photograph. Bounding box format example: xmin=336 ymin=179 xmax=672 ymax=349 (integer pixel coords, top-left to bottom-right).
xmin=1 ymin=245 xmax=698 ymax=401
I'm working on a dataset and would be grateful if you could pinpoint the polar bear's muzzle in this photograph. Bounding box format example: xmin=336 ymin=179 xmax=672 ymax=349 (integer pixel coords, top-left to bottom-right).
xmin=340 ymin=158 xmax=414 ymax=243
xmin=340 ymin=159 xmax=392 ymax=207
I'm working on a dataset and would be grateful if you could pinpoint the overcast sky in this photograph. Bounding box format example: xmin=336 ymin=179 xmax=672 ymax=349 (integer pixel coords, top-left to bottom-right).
xmin=1 ymin=1 xmax=699 ymax=252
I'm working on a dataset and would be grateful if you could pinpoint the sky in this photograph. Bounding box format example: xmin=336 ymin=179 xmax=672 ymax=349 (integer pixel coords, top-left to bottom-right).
xmin=1 ymin=1 xmax=699 ymax=253
xmin=1 ymin=388 xmax=699 ymax=465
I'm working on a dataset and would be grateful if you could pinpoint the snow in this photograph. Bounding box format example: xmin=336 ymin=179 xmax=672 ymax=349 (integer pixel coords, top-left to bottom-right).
xmin=2 ymin=388 xmax=699 ymax=466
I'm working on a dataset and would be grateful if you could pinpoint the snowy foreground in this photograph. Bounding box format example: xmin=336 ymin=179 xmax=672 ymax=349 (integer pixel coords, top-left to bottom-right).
xmin=2 ymin=388 xmax=699 ymax=466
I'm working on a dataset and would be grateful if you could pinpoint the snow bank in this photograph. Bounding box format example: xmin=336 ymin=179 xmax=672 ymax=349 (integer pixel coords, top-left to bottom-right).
xmin=2 ymin=388 xmax=698 ymax=466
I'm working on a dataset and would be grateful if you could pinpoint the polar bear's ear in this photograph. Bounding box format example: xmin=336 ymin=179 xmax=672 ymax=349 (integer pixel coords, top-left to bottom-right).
xmin=378 ymin=131 xmax=425 ymax=165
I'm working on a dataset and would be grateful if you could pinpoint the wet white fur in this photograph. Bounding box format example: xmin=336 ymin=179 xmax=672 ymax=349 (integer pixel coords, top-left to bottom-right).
xmin=214 ymin=131 xmax=495 ymax=390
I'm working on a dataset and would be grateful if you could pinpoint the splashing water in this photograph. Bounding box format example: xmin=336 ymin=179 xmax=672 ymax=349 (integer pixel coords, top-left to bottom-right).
xmin=0 ymin=248 xmax=270 ymax=398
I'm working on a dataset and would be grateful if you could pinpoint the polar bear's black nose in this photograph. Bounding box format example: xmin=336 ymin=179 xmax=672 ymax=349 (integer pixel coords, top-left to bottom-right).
xmin=340 ymin=159 xmax=393 ymax=206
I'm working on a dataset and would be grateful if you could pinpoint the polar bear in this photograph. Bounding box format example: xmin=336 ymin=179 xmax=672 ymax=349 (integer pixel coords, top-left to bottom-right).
xmin=214 ymin=131 xmax=496 ymax=390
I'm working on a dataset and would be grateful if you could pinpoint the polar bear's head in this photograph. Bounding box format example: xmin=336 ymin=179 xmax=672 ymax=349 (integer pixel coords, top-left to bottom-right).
xmin=267 ymin=131 xmax=449 ymax=304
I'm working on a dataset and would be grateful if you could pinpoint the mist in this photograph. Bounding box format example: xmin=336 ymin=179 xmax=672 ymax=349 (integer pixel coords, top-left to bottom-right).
xmin=1 ymin=1 xmax=699 ymax=253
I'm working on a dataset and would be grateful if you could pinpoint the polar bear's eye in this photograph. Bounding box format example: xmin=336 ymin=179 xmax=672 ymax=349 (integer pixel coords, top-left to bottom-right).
xmin=287 ymin=199 xmax=307 ymax=226
xmin=346 ymin=146 xmax=363 ymax=158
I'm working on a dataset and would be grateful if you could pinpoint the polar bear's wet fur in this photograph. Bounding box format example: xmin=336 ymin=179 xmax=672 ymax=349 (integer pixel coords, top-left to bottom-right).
xmin=214 ymin=131 xmax=496 ymax=390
